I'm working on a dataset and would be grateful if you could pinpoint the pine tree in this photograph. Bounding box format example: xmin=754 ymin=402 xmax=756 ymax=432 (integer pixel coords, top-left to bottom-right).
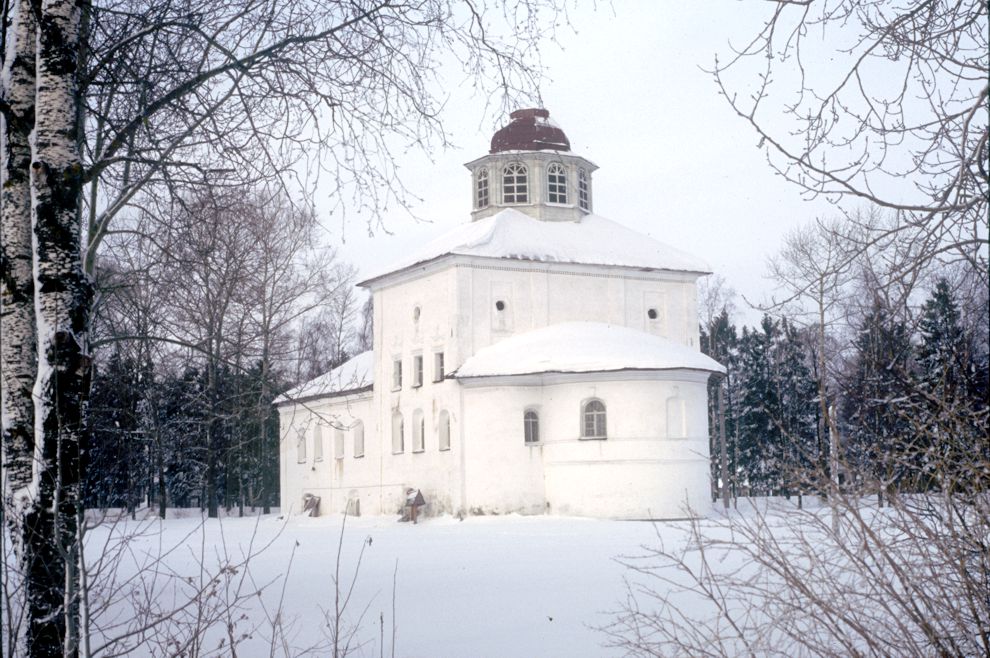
xmin=771 ymin=319 xmax=818 ymax=499
xmin=701 ymin=308 xmax=738 ymax=500
xmin=735 ymin=317 xmax=780 ymax=496
xmin=914 ymin=279 xmax=989 ymax=492
xmin=843 ymin=301 xmax=913 ymax=501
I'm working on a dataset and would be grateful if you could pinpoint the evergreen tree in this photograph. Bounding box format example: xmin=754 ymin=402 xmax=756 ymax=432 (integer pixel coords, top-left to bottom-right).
xmin=770 ymin=319 xmax=818 ymax=498
xmin=701 ymin=308 xmax=739 ymax=500
xmin=85 ymin=353 xmax=148 ymax=510
xmin=735 ymin=317 xmax=779 ymax=495
xmin=843 ymin=301 xmax=913 ymax=501
xmin=914 ymin=279 xmax=990 ymax=492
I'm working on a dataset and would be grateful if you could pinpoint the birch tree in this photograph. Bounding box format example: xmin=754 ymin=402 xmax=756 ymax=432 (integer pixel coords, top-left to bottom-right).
xmin=3 ymin=0 xmax=567 ymax=653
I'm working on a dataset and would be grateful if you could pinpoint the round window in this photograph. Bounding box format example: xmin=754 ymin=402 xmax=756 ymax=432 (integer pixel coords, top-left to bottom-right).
xmin=647 ymin=308 xmax=658 ymax=320
xmin=495 ymin=300 xmax=505 ymax=311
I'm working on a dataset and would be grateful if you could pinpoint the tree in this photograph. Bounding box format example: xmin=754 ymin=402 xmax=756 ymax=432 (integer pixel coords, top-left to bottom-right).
xmin=842 ymin=300 xmax=913 ymax=501
xmin=913 ymin=278 xmax=989 ymax=492
xmin=3 ymin=0 xmax=569 ymax=653
xmin=700 ymin=306 xmax=738 ymax=503
xmin=713 ymin=0 xmax=988 ymax=278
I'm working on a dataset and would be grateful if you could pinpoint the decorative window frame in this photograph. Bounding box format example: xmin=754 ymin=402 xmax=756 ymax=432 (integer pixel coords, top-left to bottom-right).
xmin=313 ymin=424 xmax=324 ymax=461
xmin=391 ymin=411 xmax=404 ymax=454
xmin=433 ymin=351 xmax=445 ymax=382
xmin=524 ymin=408 xmax=540 ymax=444
xmin=412 ymin=353 xmax=424 ymax=388
xmin=352 ymin=420 xmax=365 ymax=458
xmin=546 ymin=162 xmax=568 ymax=204
xmin=296 ymin=428 xmax=307 ymax=463
xmin=475 ymin=167 xmax=490 ymax=208
xmin=412 ymin=409 xmax=425 ymax=453
xmin=391 ymin=357 xmax=402 ymax=391
xmin=502 ymin=162 xmax=529 ymax=204
xmin=578 ymin=168 xmax=590 ymax=212
xmin=438 ymin=410 xmax=451 ymax=451
xmin=581 ymin=398 xmax=607 ymax=440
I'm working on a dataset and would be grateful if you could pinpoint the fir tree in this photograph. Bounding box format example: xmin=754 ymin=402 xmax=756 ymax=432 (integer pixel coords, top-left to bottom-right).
xmin=843 ymin=301 xmax=913 ymax=501
xmin=914 ymin=279 xmax=989 ymax=492
xmin=701 ymin=308 xmax=738 ymax=499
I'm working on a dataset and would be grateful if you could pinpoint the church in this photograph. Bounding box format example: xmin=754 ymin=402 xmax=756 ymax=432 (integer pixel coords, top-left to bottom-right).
xmin=276 ymin=109 xmax=724 ymax=520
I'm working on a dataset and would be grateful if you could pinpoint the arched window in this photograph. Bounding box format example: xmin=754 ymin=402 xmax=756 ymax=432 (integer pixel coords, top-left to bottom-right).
xmin=412 ymin=409 xmax=425 ymax=452
xmin=334 ymin=428 xmax=345 ymax=459
xmin=475 ymin=168 xmax=489 ymax=208
xmin=524 ymin=409 xmax=540 ymax=444
xmin=313 ymin=425 xmax=324 ymax=461
xmin=392 ymin=411 xmax=404 ymax=454
xmin=547 ymin=163 xmax=567 ymax=204
xmin=578 ymin=168 xmax=590 ymax=211
xmin=438 ymin=410 xmax=451 ymax=451
xmin=502 ymin=163 xmax=528 ymax=204
xmin=296 ymin=428 xmax=307 ymax=463
xmin=352 ymin=420 xmax=365 ymax=458
xmin=581 ymin=399 xmax=607 ymax=439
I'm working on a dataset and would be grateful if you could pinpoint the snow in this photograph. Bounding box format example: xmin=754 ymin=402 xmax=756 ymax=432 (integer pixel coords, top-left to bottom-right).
xmin=455 ymin=322 xmax=726 ymax=378
xmin=359 ymin=208 xmax=711 ymax=285
xmin=81 ymin=509 xmax=696 ymax=657
xmin=276 ymin=351 xmax=374 ymax=404
xmin=61 ymin=497 xmax=964 ymax=657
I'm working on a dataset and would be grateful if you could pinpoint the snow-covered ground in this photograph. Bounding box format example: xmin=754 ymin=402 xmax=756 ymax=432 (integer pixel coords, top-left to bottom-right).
xmin=82 ymin=507 xmax=705 ymax=657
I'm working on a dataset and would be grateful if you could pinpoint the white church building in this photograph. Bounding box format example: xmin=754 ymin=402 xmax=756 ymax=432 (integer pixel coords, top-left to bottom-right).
xmin=277 ymin=108 xmax=725 ymax=520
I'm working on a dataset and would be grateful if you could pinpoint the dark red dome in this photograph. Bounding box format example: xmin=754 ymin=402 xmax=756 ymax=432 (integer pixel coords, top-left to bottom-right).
xmin=490 ymin=108 xmax=570 ymax=153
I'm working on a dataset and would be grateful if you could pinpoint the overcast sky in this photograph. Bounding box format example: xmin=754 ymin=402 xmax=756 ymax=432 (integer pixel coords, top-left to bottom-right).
xmin=322 ymin=2 xmax=841 ymax=326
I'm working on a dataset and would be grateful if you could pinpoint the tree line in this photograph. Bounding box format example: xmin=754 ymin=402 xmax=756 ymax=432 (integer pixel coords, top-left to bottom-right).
xmin=702 ymin=245 xmax=988 ymax=506
xmin=84 ymin=188 xmax=364 ymax=519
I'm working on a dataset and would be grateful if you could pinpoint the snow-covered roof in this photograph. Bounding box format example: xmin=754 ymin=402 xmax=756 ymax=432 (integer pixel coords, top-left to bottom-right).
xmin=360 ymin=208 xmax=710 ymax=285
xmin=275 ymin=351 xmax=374 ymax=405
xmin=454 ymin=322 xmax=725 ymax=379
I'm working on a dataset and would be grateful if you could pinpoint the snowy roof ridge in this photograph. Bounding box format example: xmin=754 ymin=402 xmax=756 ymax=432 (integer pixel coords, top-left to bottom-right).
xmin=454 ymin=322 xmax=725 ymax=378
xmin=276 ymin=350 xmax=374 ymax=405
xmin=359 ymin=208 xmax=711 ymax=285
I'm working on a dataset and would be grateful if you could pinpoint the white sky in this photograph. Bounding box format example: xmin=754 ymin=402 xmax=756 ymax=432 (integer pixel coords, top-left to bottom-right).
xmin=321 ymin=2 xmax=841 ymax=326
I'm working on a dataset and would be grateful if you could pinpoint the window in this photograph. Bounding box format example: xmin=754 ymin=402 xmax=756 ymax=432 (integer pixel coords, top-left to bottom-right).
xmin=412 ymin=409 xmax=425 ymax=453
xmin=475 ymin=168 xmax=489 ymax=208
xmin=582 ymin=399 xmax=607 ymax=439
xmin=433 ymin=352 xmax=445 ymax=382
xmin=502 ymin=163 xmax=528 ymax=204
xmin=353 ymin=421 xmax=365 ymax=458
xmin=392 ymin=358 xmax=402 ymax=390
xmin=392 ymin=411 xmax=404 ymax=454
xmin=313 ymin=425 xmax=324 ymax=461
xmin=524 ymin=410 xmax=540 ymax=444
xmin=547 ymin=163 xmax=567 ymax=204
xmin=296 ymin=429 xmax=307 ymax=463
xmin=578 ymin=168 xmax=590 ymax=211
xmin=438 ymin=410 xmax=451 ymax=451
xmin=412 ymin=355 xmax=423 ymax=387
xmin=334 ymin=429 xmax=345 ymax=459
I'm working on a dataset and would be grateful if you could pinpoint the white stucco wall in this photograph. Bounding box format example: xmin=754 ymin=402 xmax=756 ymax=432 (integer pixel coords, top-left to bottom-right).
xmin=278 ymin=391 xmax=376 ymax=515
xmin=459 ymin=371 xmax=712 ymax=519
xmin=279 ymin=253 xmax=712 ymax=520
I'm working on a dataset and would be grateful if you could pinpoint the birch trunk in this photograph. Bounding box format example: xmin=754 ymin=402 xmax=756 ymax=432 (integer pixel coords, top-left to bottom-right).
xmin=1 ymin=1 xmax=38 ymax=654
xmin=28 ymin=0 xmax=92 ymax=655
xmin=1 ymin=0 xmax=38 ymax=534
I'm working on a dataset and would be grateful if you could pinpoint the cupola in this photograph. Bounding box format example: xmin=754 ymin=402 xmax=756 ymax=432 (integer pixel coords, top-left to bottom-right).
xmin=490 ymin=108 xmax=570 ymax=153
xmin=465 ymin=108 xmax=598 ymax=222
